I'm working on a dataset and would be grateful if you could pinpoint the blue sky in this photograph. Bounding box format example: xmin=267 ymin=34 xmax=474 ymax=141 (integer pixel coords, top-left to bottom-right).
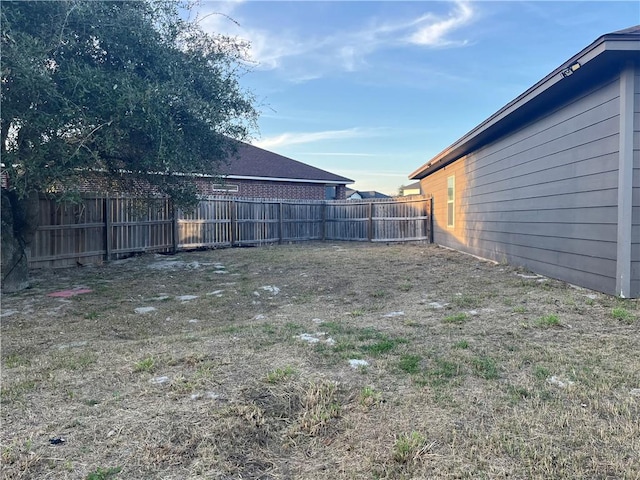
xmin=195 ymin=1 xmax=639 ymax=195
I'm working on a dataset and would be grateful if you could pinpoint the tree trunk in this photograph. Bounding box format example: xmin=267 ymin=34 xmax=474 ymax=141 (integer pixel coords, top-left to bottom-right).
xmin=1 ymin=190 xmax=40 ymax=292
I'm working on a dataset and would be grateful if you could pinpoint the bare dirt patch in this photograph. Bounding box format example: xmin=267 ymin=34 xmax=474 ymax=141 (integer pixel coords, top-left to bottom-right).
xmin=2 ymin=242 xmax=639 ymax=479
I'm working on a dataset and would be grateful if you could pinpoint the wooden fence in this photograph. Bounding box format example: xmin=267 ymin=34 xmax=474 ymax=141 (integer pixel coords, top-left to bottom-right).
xmin=28 ymin=195 xmax=432 ymax=268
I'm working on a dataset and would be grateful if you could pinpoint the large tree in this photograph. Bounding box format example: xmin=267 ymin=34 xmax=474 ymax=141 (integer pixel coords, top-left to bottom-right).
xmin=1 ymin=1 xmax=257 ymax=291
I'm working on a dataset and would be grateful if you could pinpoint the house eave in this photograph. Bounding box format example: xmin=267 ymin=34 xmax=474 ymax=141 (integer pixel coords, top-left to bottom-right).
xmin=224 ymin=174 xmax=353 ymax=185
xmin=410 ymin=34 xmax=640 ymax=180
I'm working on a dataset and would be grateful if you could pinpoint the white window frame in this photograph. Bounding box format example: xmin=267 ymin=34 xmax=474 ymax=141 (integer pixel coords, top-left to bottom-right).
xmin=447 ymin=175 xmax=455 ymax=228
xmin=212 ymin=183 xmax=239 ymax=193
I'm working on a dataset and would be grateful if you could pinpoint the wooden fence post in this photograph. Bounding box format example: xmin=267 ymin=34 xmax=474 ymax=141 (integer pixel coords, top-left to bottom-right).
xmin=427 ymin=197 xmax=434 ymax=243
xmin=171 ymin=200 xmax=179 ymax=254
xmin=278 ymin=202 xmax=284 ymax=245
xmin=230 ymin=198 xmax=237 ymax=246
xmin=321 ymin=202 xmax=326 ymax=241
xmin=104 ymin=197 xmax=112 ymax=262
xmin=367 ymin=202 xmax=373 ymax=242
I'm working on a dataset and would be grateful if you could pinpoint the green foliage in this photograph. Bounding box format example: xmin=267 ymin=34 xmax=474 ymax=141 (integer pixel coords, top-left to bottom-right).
xmin=265 ymin=366 xmax=296 ymax=384
xmin=452 ymin=340 xmax=469 ymax=349
xmin=536 ymin=314 xmax=561 ymax=328
xmin=86 ymin=466 xmax=122 ymax=480
xmin=612 ymin=307 xmax=634 ymax=324
xmin=393 ymin=431 xmax=428 ymax=463
xmin=398 ymin=354 xmax=422 ymax=374
xmin=442 ymin=313 xmax=468 ymax=324
xmin=471 ymin=355 xmax=499 ymax=380
xmin=1 ymin=0 xmax=257 ymax=206
xmin=134 ymin=357 xmax=155 ymax=373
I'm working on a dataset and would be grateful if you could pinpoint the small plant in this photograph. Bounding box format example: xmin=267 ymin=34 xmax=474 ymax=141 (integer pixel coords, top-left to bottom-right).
xmin=84 ymin=311 xmax=99 ymax=320
xmin=451 ymin=294 xmax=479 ymax=308
xmin=535 ymin=314 xmax=560 ymax=328
xmin=360 ymin=337 xmax=407 ymax=356
xmin=398 ymin=354 xmax=422 ymax=374
xmin=612 ymin=307 xmax=634 ymax=324
xmin=371 ymin=290 xmax=386 ymax=298
xmin=265 ymin=366 xmax=296 ymax=383
xmin=452 ymin=340 xmax=469 ymax=349
xmin=533 ymin=365 xmax=550 ymax=381
xmin=134 ymin=357 xmax=155 ymax=373
xmin=350 ymin=309 xmax=365 ymax=317
xmin=359 ymin=386 xmax=382 ymax=407
xmin=86 ymin=466 xmax=122 ymax=480
xmin=471 ymin=355 xmax=499 ymax=380
xmin=442 ymin=313 xmax=468 ymax=324
xmin=513 ymin=305 xmax=526 ymax=314
xmin=393 ymin=431 xmax=430 ymax=463
xmin=3 ymin=354 xmax=29 ymax=368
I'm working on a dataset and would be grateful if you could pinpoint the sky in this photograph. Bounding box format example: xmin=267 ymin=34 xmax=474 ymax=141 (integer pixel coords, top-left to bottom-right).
xmin=193 ymin=1 xmax=639 ymax=195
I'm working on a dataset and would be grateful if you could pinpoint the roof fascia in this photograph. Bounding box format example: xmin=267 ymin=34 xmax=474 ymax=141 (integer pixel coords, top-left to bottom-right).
xmin=409 ymin=35 xmax=639 ymax=179
xmin=225 ymin=174 xmax=353 ymax=185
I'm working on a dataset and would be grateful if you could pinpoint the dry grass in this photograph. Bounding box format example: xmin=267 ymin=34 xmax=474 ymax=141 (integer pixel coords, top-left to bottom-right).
xmin=1 ymin=242 xmax=639 ymax=479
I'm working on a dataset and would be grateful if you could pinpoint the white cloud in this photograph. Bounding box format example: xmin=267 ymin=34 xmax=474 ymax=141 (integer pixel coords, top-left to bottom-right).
xmin=253 ymin=128 xmax=375 ymax=149
xmin=193 ymin=1 xmax=477 ymax=79
xmin=408 ymin=1 xmax=474 ymax=46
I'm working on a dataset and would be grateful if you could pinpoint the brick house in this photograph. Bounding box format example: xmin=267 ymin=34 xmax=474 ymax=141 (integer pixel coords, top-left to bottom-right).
xmin=195 ymin=142 xmax=353 ymax=200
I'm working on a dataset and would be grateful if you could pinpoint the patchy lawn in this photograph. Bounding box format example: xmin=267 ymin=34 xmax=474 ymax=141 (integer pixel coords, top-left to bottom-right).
xmin=1 ymin=242 xmax=639 ymax=479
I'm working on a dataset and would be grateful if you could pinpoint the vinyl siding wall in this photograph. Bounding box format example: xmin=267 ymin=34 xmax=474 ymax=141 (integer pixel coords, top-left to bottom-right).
xmin=631 ymin=69 xmax=640 ymax=297
xmin=422 ymin=74 xmax=623 ymax=294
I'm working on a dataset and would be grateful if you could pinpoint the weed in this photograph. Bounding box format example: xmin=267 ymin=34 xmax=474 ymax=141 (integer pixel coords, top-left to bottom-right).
xmin=3 ymin=354 xmax=29 ymax=368
xmin=357 ymin=327 xmax=384 ymax=341
xmin=350 ymin=309 xmax=365 ymax=317
xmin=534 ymin=365 xmax=550 ymax=380
xmin=536 ymin=314 xmax=561 ymax=328
xmin=612 ymin=307 xmax=634 ymax=324
xmin=419 ymin=358 xmax=462 ymax=387
xmin=360 ymin=337 xmax=407 ymax=356
xmin=54 ymin=352 xmax=98 ymax=371
xmin=452 ymin=340 xmax=469 ymax=349
xmin=507 ymin=385 xmax=532 ymax=403
xmin=451 ymin=294 xmax=480 ymax=308
xmin=86 ymin=466 xmax=122 ymax=480
xmin=471 ymin=355 xmax=499 ymax=380
xmin=359 ymin=386 xmax=383 ymax=407
xmin=266 ymin=366 xmax=296 ymax=383
xmin=398 ymin=354 xmax=422 ymax=374
xmin=371 ymin=290 xmax=386 ymax=298
xmin=393 ymin=431 xmax=431 ymax=463
xmin=513 ymin=305 xmax=526 ymax=314
xmin=84 ymin=311 xmax=99 ymax=320
xmin=399 ymin=282 xmax=413 ymax=292
xmin=295 ymin=380 xmax=341 ymax=436
xmin=134 ymin=357 xmax=155 ymax=373
xmin=442 ymin=313 xmax=468 ymax=324
xmin=1 ymin=379 xmax=37 ymax=403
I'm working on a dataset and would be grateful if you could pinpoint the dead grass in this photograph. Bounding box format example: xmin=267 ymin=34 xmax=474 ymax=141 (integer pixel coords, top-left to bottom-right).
xmin=1 ymin=242 xmax=639 ymax=479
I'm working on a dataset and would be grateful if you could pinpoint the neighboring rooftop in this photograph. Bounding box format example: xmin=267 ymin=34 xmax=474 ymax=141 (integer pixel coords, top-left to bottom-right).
xmin=221 ymin=142 xmax=353 ymax=185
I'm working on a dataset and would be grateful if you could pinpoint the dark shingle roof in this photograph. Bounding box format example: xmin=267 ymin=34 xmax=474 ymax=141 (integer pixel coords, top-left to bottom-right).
xmin=220 ymin=142 xmax=353 ymax=184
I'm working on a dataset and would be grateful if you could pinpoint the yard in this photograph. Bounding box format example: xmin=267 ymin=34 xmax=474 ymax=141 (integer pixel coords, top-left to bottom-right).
xmin=1 ymin=242 xmax=639 ymax=479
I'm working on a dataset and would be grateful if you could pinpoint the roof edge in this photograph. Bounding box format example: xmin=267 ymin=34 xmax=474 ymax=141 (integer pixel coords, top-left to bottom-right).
xmin=409 ymin=27 xmax=640 ymax=180
xmin=225 ymin=174 xmax=354 ymax=185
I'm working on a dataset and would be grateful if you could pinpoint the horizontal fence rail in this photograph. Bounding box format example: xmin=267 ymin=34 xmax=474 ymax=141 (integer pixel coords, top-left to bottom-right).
xmin=28 ymin=195 xmax=432 ymax=268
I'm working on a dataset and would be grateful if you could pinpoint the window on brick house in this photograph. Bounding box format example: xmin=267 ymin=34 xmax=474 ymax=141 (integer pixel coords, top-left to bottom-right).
xmin=325 ymin=186 xmax=337 ymax=200
xmin=212 ymin=183 xmax=239 ymax=193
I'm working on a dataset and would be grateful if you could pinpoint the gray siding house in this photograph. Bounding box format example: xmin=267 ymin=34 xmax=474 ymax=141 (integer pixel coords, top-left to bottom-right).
xmin=410 ymin=26 xmax=640 ymax=297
